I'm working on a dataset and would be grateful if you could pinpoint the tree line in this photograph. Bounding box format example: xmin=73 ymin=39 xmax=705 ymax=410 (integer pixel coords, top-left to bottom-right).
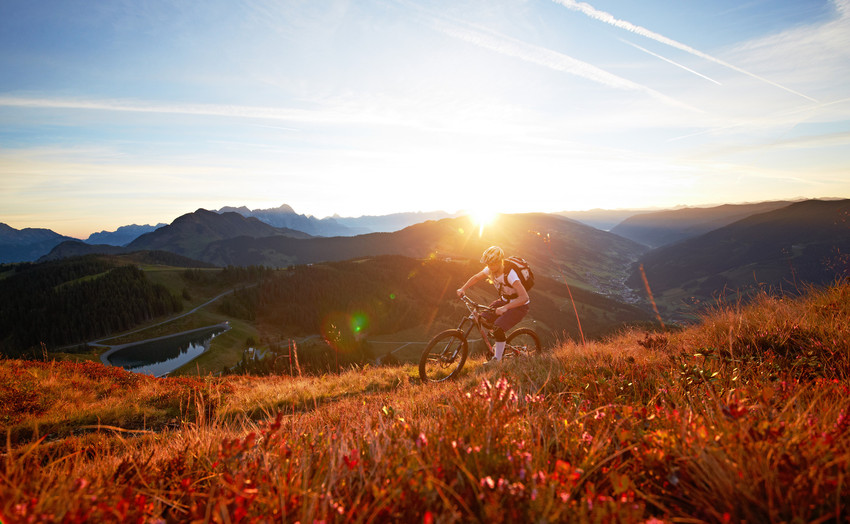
xmin=217 ymin=256 xmax=476 ymax=371
xmin=215 ymin=255 xmax=658 ymax=374
xmin=0 ymin=256 xmax=181 ymax=358
xmin=219 ymin=255 xmax=471 ymax=334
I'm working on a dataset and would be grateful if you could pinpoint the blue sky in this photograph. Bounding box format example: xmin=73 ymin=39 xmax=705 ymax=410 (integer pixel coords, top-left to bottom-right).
xmin=1 ymin=0 xmax=849 ymax=238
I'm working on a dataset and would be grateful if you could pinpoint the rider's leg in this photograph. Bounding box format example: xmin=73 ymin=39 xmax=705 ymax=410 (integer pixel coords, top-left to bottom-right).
xmin=481 ymin=299 xmax=508 ymax=327
xmin=492 ymin=304 xmax=530 ymax=359
xmin=493 ymin=327 xmax=507 ymax=360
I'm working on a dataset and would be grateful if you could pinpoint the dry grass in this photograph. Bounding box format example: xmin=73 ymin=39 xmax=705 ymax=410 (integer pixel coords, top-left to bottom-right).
xmin=2 ymin=283 xmax=849 ymax=522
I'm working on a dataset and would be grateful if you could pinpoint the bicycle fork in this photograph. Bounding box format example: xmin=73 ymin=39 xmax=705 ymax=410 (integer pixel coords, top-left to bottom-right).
xmin=459 ymin=315 xmax=494 ymax=358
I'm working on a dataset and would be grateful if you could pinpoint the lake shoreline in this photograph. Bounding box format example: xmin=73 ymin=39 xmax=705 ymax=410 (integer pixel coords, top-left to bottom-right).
xmin=99 ymin=322 xmax=231 ymax=375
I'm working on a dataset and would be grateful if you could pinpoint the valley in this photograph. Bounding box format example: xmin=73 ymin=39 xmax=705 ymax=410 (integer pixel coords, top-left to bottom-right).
xmin=3 ymin=199 xmax=849 ymax=378
xmin=0 ymin=251 xmax=654 ymax=377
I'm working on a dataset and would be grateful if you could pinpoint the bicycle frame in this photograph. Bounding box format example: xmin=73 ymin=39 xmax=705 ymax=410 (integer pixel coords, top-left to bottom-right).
xmin=458 ymin=295 xmax=496 ymax=356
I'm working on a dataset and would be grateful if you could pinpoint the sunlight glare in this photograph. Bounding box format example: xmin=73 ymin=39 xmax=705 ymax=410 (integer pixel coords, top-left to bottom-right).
xmin=469 ymin=208 xmax=499 ymax=237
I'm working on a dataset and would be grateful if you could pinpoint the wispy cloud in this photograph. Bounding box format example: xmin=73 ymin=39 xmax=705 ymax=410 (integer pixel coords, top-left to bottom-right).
xmin=699 ymin=131 xmax=850 ymax=160
xmin=416 ymin=12 xmax=700 ymax=112
xmin=551 ymin=0 xmax=818 ymax=102
xmin=667 ymin=97 xmax=850 ymax=142
xmin=0 ymin=96 xmax=391 ymax=127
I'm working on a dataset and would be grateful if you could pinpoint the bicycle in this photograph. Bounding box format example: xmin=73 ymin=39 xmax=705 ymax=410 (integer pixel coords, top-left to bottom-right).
xmin=419 ymin=295 xmax=541 ymax=383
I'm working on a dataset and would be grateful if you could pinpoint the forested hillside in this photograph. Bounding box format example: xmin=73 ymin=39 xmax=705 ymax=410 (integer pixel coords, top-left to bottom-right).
xmin=216 ymin=255 xmax=653 ymax=373
xmin=1 ymin=251 xmax=654 ymax=377
xmin=0 ymin=257 xmax=182 ymax=357
xmin=200 ymin=213 xmax=647 ymax=301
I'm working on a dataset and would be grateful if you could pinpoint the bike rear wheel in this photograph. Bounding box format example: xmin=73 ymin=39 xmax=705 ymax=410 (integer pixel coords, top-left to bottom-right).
xmin=504 ymin=328 xmax=541 ymax=357
xmin=419 ymin=329 xmax=469 ymax=382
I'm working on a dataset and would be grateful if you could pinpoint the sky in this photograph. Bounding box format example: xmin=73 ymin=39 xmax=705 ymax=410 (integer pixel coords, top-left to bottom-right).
xmin=1 ymin=0 xmax=849 ymax=238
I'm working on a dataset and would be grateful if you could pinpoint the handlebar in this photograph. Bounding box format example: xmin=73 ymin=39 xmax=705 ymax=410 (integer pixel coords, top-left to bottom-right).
xmin=459 ymin=294 xmax=494 ymax=312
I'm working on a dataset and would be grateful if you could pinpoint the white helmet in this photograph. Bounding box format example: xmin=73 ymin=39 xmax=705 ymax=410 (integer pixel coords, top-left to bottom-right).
xmin=480 ymin=246 xmax=504 ymax=265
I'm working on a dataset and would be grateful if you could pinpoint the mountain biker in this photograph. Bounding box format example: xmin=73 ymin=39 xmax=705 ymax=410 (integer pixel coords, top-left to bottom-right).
xmin=456 ymin=246 xmax=530 ymax=362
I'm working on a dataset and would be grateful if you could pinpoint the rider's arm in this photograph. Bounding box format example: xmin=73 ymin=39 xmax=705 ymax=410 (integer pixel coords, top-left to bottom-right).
xmin=495 ymin=277 xmax=529 ymax=314
xmin=456 ymin=269 xmax=488 ymax=297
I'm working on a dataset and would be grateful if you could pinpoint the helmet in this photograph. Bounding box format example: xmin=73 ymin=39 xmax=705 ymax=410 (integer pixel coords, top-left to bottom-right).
xmin=480 ymin=246 xmax=504 ymax=265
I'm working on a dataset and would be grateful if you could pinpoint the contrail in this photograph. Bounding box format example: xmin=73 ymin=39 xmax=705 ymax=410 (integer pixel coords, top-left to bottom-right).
xmin=621 ymin=39 xmax=722 ymax=86
xmin=389 ymin=0 xmax=701 ymax=111
xmin=552 ymin=0 xmax=818 ymax=102
xmin=430 ymin=18 xmax=701 ymax=112
xmin=0 ymin=96 xmax=394 ymax=126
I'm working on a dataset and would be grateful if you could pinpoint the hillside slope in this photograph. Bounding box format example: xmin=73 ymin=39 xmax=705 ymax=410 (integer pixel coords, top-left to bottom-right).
xmin=34 ymin=213 xmax=646 ymax=304
xmin=2 ymin=282 xmax=848 ymax=522
xmin=611 ymin=200 xmax=793 ymax=248
xmin=212 ymin=255 xmax=653 ymax=370
xmin=39 ymin=209 xmax=313 ymax=262
xmin=556 ymin=208 xmax=654 ymax=231
xmin=201 ymin=213 xmax=648 ymax=300
xmin=629 ymin=199 xmax=850 ymax=318
xmin=0 ymin=223 xmax=78 ymax=263
xmin=128 ymin=209 xmax=312 ymax=259
xmin=0 ymin=256 xmax=183 ymax=355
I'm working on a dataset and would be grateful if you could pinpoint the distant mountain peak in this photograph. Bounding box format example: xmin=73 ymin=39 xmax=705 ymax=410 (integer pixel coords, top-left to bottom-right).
xmin=215 ymin=203 xmax=296 ymax=215
xmin=0 ymin=223 xmax=79 ymax=263
xmin=85 ymin=223 xmax=166 ymax=247
xmin=273 ymin=203 xmax=296 ymax=214
xmin=218 ymin=205 xmax=252 ymax=214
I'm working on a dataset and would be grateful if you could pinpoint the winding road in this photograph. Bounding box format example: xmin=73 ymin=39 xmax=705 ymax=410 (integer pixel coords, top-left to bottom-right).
xmin=90 ymin=287 xmax=247 ymax=368
xmin=90 ymin=287 xmax=240 ymax=349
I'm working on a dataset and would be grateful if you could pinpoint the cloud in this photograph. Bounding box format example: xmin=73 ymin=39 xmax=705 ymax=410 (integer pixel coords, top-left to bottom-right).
xmin=551 ymin=0 xmax=818 ymax=102
xmin=725 ymin=0 xmax=850 ymax=95
xmin=419 ymin=13 xmax=700 ymax=112
xmin=0 ymin=96 xmax=392 ymax=127
xmin=667 ymin=95 xmax=850 ymax=143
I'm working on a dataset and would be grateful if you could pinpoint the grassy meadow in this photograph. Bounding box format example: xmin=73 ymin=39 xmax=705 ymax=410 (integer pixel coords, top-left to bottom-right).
xmin=1 ymin=282 xmax=849 ymax=522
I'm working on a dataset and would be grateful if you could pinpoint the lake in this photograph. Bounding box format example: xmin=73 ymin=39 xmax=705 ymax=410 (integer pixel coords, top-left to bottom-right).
xmin=104 ymin=324 xmax=229 ymax=377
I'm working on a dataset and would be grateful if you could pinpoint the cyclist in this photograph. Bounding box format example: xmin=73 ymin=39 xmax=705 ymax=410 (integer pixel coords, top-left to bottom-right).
xmin=456 ymin=246 xmax=530 ymax=362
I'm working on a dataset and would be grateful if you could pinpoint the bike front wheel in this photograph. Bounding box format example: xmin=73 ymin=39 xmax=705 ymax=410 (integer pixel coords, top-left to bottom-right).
xmin=419 ymin=329 xmax=469 ymax=383
xmin=505 ymin=328 xmax=541 ymax=357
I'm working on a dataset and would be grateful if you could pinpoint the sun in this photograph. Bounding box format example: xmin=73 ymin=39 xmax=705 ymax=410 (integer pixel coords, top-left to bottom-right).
xmin=469 ymin=208 xmax=499 ymax=237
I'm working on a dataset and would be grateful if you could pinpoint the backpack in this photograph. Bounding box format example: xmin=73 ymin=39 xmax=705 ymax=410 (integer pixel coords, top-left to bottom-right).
xmin=503 ymin=256 xmax=535 ymax=292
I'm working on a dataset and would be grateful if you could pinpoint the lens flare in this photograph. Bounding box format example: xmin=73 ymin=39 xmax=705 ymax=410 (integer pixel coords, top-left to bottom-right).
xmin=350 ymin=312 xmax=369 ymax=335
xmin=469 ymin=209 xmax=498 ymax=237
xmin=321 ymin=311 xmax=370 ymax=353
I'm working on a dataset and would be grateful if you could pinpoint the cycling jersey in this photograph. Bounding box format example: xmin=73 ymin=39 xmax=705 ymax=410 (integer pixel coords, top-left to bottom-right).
xmin=483 ymin=266 xmax=530 ymax=305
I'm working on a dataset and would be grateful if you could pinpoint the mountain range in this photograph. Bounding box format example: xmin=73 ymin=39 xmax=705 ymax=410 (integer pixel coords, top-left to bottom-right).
xmin=197 ymin=212 xmax=647 ymax=298
xmin=6 ymin=198 xmax=849 ymax=321
xmin=215 ymin=204 xmax=361 ymax=237
xmin=0 ymin=224 xmax=77 ymax=264
xmin=628 ymin=199 xmax=850 ymax=320
xmin=41 ymin=210 xmax=313 ymax=263
xmin=85 ymin=223 xmax=167 ymax=246
xmin=36 ymin=210 xmax=647 ymax=303
xmin=214 ymin=204 xmax=460 ymax=237
xmin=610 ymin=200 xmax=797 ymax=248
xmin=0 ymin=205 xmax=460 ymax=263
